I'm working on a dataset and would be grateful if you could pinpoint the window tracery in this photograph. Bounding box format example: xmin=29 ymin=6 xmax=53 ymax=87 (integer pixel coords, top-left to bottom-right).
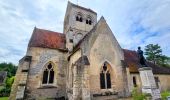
xmin=42 ymin=63 xmax=54 ymax=84
xmin=100 ymin=62 xmax=111 ymax=89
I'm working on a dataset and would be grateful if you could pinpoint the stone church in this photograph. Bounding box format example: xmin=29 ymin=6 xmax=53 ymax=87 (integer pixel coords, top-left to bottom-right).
xmin=10 ymin=1 xmax=170 ymax=100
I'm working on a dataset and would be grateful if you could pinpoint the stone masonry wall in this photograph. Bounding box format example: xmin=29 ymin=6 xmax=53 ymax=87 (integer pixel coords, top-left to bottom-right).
xmin=130 ymin=73 xmax=170 ymax=92
xmin=25 ymin=47 xmax=67 ymax=99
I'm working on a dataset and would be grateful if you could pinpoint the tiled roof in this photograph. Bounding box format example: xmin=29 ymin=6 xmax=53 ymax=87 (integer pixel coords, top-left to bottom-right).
xmin=28 ymin=27 xmax=67 ymax=51
xmin=123 ymin=49 xmax=170 ymax=74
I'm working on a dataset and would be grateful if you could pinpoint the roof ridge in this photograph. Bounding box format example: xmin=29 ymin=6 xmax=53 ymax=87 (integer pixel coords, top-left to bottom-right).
xmin=35 ymin=27 xmax=63 ymax=35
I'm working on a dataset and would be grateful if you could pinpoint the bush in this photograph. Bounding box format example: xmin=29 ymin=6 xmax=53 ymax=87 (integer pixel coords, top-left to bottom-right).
xmin=0 ymin=76 xmax=15 ymax=97
xmin=161 ymin=91 xmax=170 ymax=100
xmin=132 ymin=88 xmax=147 ymax=100
xmin=0 ymin=87 xmax=10 ymax=97
xmin=5 ymin=76 xmax=14 ymax=88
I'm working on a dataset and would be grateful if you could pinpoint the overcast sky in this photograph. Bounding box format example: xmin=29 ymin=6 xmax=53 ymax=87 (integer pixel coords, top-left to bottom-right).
xmin=0 ymin=0 xmax=170 ymax=65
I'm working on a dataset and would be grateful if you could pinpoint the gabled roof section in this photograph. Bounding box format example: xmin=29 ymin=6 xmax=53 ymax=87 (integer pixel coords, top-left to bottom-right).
xmin=123 ymin=49 xmax=170 ymax=74
xmin=28 ymin=27 xmax=67 ymax=51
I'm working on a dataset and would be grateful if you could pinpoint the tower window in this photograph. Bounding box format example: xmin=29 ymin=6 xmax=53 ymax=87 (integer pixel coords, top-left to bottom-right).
xmin=133 ymin=76 xmax=137 ymax=87
xmin=42 ymin=63 xmax=54 ymax=84
xmin=76 ymin=14 xmax=83 ymax=22
xmin=69 ymin=39 xmax=73 ymax=43
xmin=100 ymin=63 xmax=111 ymax=89
xmin=86 ymin=17 xmax=92 ymax=25
xmin=76 ymin=16 xmax=79 ymax=21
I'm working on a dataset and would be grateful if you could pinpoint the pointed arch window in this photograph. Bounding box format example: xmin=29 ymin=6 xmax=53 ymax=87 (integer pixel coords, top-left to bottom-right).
xmin=42 ymin=63 xmax=54 ymax=84
xmin=100 ymin=63 xmax=111 ymax=89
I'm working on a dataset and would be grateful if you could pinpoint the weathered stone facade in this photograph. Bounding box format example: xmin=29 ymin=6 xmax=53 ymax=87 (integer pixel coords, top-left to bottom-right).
xmin=10 ymin=1 xmax=170 ymax=100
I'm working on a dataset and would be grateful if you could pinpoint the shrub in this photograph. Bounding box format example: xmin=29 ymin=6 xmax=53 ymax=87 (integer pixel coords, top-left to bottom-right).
xmin=132 ymin=88 xmax=147 ymax=100
xmin=5 ymin=76 xmax=14 ymax=88
xmin=161 ymin=91 xmax=170 ymax=100
xmin=0 ymin=87 xmax=10 ymax=97
xmin=0 ymin=76 xmax=15 ymax=97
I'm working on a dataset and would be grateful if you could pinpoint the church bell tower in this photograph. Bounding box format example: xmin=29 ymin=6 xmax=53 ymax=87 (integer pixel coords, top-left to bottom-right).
xmin=64 ymin=1 xmax=97 ymax=51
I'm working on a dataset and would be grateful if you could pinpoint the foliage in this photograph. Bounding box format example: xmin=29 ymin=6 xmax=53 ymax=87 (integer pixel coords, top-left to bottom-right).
xmin=0 ymin=62 xmax=17 ymax=77
xmin=0 ymin=86 xmax=4 ymax=91
xmin=145 ymin=44 xmax=170 ymax=67
xmin=5 ymin=77 xmax=14 ymax=88
xmin=132 ymin=88 xmax=147 ymax=100
xmin=0 ymin=77 xmax=14 ymax=97
xmin=145 ymin=44 xmax=162 ymax=64
xmin=158 ymin=55 xmax=170 ymax=67
xmin=161 ymin=91 xmax=170 ymax=100
xmin=0 ymin=87 xmax=10 ymax=97
xmin=0 ymin=62 xmax=17 ymax=97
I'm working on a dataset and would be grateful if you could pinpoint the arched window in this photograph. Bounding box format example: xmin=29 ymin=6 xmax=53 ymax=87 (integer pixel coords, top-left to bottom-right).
xmin=76 ymin=13 xmax=83 ymax=22
xmin=42 ymin=63 xmax=54 ymax=84
xmin=100 ymin=62 xmax=111 ymax=89
xmin=86 ymin=17 xmax=92 ymax=25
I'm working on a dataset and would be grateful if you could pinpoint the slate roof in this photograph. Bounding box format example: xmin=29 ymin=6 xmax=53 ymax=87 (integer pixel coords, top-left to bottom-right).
xmin=28 ymin=27 xmax=67 ymax=51
xmin=123 ymin=49 xmax=170 ymax=74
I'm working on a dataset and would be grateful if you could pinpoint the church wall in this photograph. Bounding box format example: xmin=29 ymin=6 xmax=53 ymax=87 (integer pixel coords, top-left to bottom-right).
xmin=129 ymin=73 xmax=142 ymax=92
xmin=69 ymin=49 xmax=82 ymax=66
xmin=25 ymin=47 xmax=67 ymax=99
xmin=68 ymin=49 xmax=82 ymax=85
xmin=9 ymin=59 xmax=25 ymax=99
xmin=87 ymin=20 xmax=127 ymax=97
xmin=155 ymin=74 xmax=170 ymax=91
xmin=130 ymin=73 xmax=170 ymax=92
xmin=70 ymin=6 xmax=97 ymax=33
xmin=64 ymin=5 xmax=97 ymax=50
xmin=67 ymin=50 xmax=81 ymax=97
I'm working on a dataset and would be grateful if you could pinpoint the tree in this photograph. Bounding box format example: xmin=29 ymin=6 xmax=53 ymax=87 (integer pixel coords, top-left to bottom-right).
xmin=0 ymin=62 xmax=17 ymax=97
xmin=158 ymin=55 xmax=170 ymax=67
xmin=0 ymin=62 xmax=17 ymax=77
xmin=144 ymin=44 xmax=170 ymax=67
xmin=145 ymin=44 xmax=162 ymax=64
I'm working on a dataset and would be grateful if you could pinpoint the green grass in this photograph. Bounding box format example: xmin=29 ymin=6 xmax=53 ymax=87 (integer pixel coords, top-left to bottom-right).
xmin=161 ymin=91 xmax=170 ymax=100
xmin=0 ymin=97 xmax=8 ymax=100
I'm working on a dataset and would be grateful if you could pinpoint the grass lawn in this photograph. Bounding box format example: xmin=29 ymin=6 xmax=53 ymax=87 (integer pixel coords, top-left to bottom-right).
xmin=0 ymin=97 xmax=8 ymax=100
